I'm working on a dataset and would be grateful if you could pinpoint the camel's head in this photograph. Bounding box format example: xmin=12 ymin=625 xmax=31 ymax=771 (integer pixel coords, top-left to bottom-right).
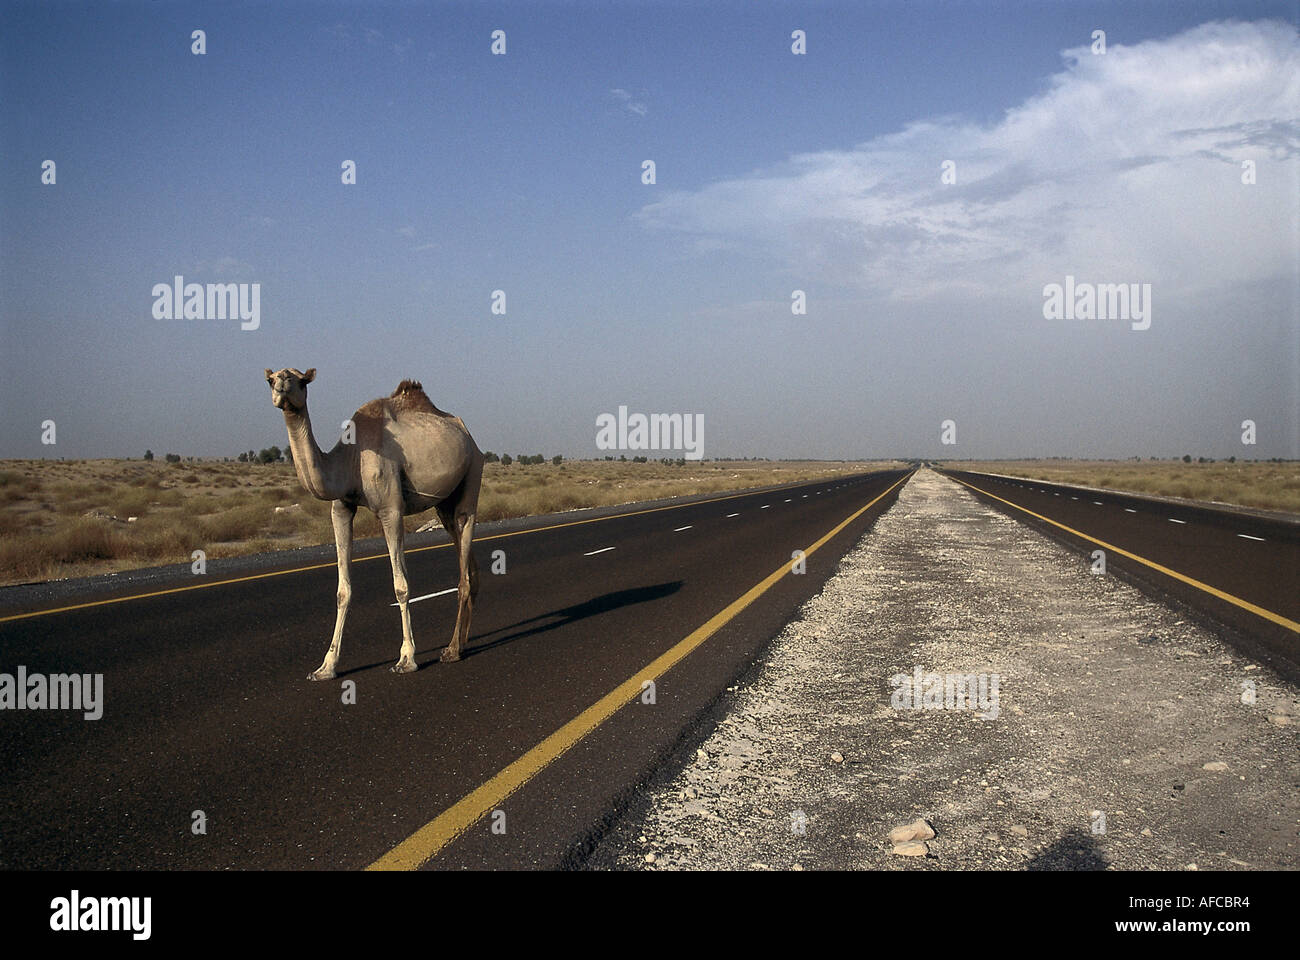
xmin=265 ymin=367 xmax=315 ymax=412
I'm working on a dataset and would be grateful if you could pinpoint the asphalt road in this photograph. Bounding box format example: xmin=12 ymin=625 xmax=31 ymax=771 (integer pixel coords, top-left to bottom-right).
xmin=0 ymin=467 xmax=910 ymax=869
xmin=939 ymin=469 xmax=1300 ymax=681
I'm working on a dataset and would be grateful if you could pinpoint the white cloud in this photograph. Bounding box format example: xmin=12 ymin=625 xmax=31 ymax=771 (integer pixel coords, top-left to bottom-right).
xmin=636 ymin=20 xmax=1299 ymax=302
xmin=610 ymin=87 xmax=648 ymax=117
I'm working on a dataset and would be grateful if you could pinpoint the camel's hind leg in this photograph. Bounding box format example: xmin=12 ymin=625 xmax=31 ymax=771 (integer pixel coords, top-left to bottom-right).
xmin=310 ymin=500 xmax=355 ymax=681
xmin=438 ymin=463 xmax=482 ymax=663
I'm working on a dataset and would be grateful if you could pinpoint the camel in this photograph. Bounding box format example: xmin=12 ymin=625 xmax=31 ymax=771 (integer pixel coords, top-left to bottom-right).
xmin=265 ymin=367 xmax=483 ymax=679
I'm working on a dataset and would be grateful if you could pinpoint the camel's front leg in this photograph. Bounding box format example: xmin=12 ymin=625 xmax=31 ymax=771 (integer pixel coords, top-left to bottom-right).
xmin=310 ymin=500 xmax=355 ymax=681
xmin=382 ymin=510 xmax=418 ymax=674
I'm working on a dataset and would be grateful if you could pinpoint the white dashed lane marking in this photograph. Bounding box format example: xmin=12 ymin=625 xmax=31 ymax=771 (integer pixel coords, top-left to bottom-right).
xmin=966 ymin=474 xmax=1278 ymax=554
xmin=560 ymin=478 xmax=897 ymax=561
xmin=393 ymin=587 xmax=456 ymax=606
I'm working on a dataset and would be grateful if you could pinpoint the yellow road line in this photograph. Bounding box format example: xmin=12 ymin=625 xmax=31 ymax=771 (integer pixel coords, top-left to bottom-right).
xmin=946 ymin=473 xmax=1300 ymax=634
xmin=0 ymin=477 xmax=875 ymax=625
xmin=366 ymin=472 xmax=912 ymax=870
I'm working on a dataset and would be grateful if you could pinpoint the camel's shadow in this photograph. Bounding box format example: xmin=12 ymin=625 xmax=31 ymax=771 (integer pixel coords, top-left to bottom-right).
xmin=1025 ymin=826 xmax=1110 ymax=871
xmin=339 ymin=580 xmax=684 ymax=675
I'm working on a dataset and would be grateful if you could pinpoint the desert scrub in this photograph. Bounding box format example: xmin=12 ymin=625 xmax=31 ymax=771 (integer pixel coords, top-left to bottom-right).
xmin=0 ymin=519 xmax=121 ymax=579
xmin=112 ymin=487 xmax=154 ymax=518
xmin=125 ymin=515 xmax=202 ymax=559
xmin=197 ymin=504 xmax=273 ymax=543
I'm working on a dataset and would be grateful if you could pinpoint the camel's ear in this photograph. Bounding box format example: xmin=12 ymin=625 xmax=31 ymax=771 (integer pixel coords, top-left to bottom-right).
xmin=264 ymin=368 xmax=274 ymax=383
xmin=301 ymin=368 xmax=316 ymax=384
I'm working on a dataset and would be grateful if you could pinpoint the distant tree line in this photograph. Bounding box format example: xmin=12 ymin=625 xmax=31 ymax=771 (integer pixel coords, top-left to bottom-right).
xmin=483 ymin=452 xmax=565 ymax=466
xmin=223 ymin=446 xmax=293 ymax=464
xmin=597 ymin=455 xmax=688 ymax=465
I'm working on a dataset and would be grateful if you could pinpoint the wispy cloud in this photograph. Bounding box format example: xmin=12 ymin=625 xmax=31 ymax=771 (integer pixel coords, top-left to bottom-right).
xmin=399 ymin=225 xmax=435 ymax=252
xmin=636 ymin=20 xmax=1299 ymax=302
xmin=610 ymin=87 xmax=648 ymax=117
xmin=323 ymin=23 xmax=415 ymax=61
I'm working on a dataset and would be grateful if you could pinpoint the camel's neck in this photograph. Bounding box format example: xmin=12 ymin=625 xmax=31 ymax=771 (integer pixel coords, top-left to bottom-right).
xmin=283 ymin=405 xmax=352 ymax=501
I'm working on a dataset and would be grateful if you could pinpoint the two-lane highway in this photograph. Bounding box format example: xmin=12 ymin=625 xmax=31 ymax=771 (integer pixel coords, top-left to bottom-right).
xmin=939 ymin=469 xmax=1300 ymax=679
xmin=0 ymin=468 xmax=910 ymax=869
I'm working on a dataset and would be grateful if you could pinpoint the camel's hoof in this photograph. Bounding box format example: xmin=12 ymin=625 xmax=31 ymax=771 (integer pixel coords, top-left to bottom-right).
xmin=308 ymin=669 xmax=335 ymax=682
xmin=439 ymin=648 xmax=461 ymax=664
xmin=390 ymin=659 xmax=418 ymax=674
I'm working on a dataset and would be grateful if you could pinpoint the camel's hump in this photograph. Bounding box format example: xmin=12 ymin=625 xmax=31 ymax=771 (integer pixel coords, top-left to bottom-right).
xmin=390 ymin=379 xmax=452 ymax=417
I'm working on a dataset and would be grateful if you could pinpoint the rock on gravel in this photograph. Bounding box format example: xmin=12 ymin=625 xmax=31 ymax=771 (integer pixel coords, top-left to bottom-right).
xmin=889 ymin=819 xmax=936 ymax=844
xmin=892 ymin=841 xmax=929 ymax=857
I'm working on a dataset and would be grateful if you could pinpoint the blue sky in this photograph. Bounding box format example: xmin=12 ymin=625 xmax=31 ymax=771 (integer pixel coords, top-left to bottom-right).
xmin=2 ymin=0 xmax=1297 ymax=460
